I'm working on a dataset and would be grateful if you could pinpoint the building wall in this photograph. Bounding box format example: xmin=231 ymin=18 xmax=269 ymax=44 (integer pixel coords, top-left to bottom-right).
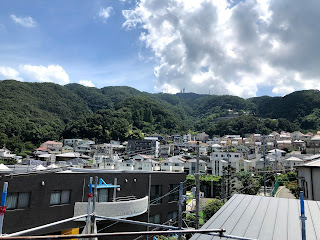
xmin=298 ymin=167 xmax=320 ymax=201
xmin=0 ymin=171 xmax=186 ymax=236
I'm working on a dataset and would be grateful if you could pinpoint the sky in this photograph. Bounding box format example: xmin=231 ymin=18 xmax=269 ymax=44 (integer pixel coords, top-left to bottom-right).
xmin=1 ymin=0 xmax=320 ymax=98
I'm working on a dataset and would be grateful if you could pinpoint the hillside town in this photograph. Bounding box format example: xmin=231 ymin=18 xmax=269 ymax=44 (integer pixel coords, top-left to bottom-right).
xmin=1 ymin=130 xmax=320 ymax=239
xmin=1 ymin=130 xmax=319 ymax=174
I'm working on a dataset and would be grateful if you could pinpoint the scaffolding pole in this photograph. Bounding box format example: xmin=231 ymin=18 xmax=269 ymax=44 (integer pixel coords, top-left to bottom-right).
xmin=6 ymin=215 xmax=88 ymax=237
xmin=95 ymin=215 xmax=180 ymax=230
xmin=0 ymin=229 xmax=226 ymax=239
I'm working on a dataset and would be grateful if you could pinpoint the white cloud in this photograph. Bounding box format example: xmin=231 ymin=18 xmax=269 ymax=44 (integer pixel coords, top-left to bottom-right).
xmin=20 ymin=65 xmax=70 ymax=85
xmin=79 ymin=80 xmax=95 ymax=87
xmin=10 ymin=14 xmax=37 ymax=28
xmin=0 ymin=66 xmax=23 ymax=81
xmin=123 ymin=0 xmax=320 ymax=97
xmin=99 ymin=7 xmax=114 ymax=22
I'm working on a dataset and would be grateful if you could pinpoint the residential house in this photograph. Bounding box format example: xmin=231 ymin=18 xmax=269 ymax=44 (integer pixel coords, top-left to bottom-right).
xmin=306 ymin=135 xmax=320 ymax=154
xmin=63 ymin=139 xmax=83 ymax=147
xmin=160 ymin=144 xmax=174 ymax=159
xmin=292 ymin=140 xmax=306 ymax=150
xmin=119 ymin=159 xmax=137 ymax=171
xmin=210 ymin=151 xmax=245 ymax=176
xmin=196 ymin=132 xmax=209 ymax=142
xmin=184 ymin=158 xmax=207 ymax=175
xmin=140 ymin=159 xmax=161 ymax=171
xmin=40 ymin=141 xmax=63 ymax=153
xmin=127 ymin=139 xmax=160 ymax=158
xmin=277 ymin=140 xmax=292 ymax=150
xmin=283 ymin=156 xmax=304 ymax=169
xmin=160 ymin=157 xmax=185 ymax=172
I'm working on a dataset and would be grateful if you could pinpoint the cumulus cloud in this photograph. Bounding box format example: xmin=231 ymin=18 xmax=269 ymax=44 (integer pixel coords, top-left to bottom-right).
xmin=123 ymin=0 xmax=320 ymax=97
xmin=10 ymin=14 xmax=37 ymax=27
xmin=79 ymin=80 xmax=95 ymax=87
xmin=0 ymin=66 xmax=23 ymax=81
xmin=20 ymin=65 xmax=70 ymax=85
xmin=99 ymin=7 xmax=114 ymax=22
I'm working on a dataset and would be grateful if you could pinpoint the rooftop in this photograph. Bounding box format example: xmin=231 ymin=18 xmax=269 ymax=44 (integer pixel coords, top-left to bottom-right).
xmin=191 ymin=194 xmax=320 ymax=240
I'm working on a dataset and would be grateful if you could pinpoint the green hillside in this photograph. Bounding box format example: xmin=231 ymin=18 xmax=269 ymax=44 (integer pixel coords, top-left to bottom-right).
xmin=1 ymin=80 xmax=320 ymax=153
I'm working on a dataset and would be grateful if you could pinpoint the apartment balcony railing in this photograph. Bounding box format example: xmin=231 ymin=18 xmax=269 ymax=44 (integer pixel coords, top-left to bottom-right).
xmin=73 ymin=196 xmax=148 ymax=220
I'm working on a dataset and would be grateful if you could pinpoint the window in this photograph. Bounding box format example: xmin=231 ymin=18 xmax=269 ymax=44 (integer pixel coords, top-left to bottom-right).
xmin=168 ymin=184 xmax=179 ymax=202
xmin=174 ymin=163 xmax=180 ymax=166
xmin=151 ymin=185 xmax=162 ymax=204
xmin=167 ymin=211 xmax=178 ymax=221
xmin=164 ymin=163 xmax=169 ymax=166
xmin=50 ymin=190 xmax=71 ymax=205
xmin=97 ymin=189 xmax=109 ymax=202
xmin=7 ymin=192 xmax=30 ymax=210
xmin=149 ymin=214 xmax=161 ymax=224
xmin=126 ymin=164 xmax=130 ymax=166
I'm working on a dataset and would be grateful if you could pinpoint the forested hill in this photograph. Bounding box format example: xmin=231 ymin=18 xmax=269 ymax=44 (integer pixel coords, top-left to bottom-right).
xmin=1 ymin=80 xmax=320 ymax=153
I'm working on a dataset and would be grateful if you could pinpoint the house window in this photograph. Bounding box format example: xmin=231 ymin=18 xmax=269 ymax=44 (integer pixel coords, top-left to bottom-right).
xmin=50 ymin=190 xmax=71 ymax=205
xmin=164 ymin=163 xmax=169 ymax=166
xmin=149 ymin=214 xmax=161 ymax=224
xmin=235 ymin=155 xmax=239 ymax=158
xmin=7 ymin=192 xmax=30 ymax=210
xmin=126 ymin=164 xmax=130 ymax=166
xmin=151 ymin=185 xmax=162 ymax=204
xmin=167 ymin=211 xmax=178 ymax=221
xmin=174 ymin=163 xmax=180 ymax=166
xmin=168 ymin=184 xmax=179 ymax=202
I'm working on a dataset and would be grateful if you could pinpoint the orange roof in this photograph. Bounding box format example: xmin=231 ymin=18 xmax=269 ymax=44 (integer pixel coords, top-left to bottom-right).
xmin=44 ymin=141 xmax=62 ymax=145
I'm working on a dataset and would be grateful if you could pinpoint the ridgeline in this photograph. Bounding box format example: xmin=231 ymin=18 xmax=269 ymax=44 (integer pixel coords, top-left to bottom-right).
xmin=1 ymin=80 xmax=320 ymax=153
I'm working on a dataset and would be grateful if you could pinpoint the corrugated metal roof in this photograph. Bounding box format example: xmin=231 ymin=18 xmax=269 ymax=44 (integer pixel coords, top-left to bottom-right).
xmin=191 ymin=194 xmax=320 ymax=240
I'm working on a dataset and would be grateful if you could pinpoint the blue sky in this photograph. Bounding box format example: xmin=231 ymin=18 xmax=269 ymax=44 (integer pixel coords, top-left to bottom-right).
xmin=0 ymin=0 xmax=156 ymax=92
xmin=1 ymin=0 xmax=320 ymax=98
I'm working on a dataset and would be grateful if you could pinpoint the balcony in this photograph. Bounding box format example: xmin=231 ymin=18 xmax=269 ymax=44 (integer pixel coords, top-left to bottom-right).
xmin=73 ymin=196 xmax=148 ymax=220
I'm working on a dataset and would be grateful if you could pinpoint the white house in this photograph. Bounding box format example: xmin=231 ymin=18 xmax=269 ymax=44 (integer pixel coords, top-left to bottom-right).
xmin=210 ymin=151 xmax=245 ymax=176
xmin=184 ymin=159 xmax=207 ymax=175
xmin=283 ymin=156 xmax=304 ymax=169
xmin=160 ymin=157 xmax=184 ymax=172
xmin=119 ymin=159 xmax=137 ymax=171
xmin=141 ymin=159 xmax=161 ymax=171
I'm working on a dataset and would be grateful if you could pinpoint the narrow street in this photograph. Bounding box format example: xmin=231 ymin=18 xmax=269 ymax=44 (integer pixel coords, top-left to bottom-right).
xmin=275 ymin=186 xmax=296 ymax=199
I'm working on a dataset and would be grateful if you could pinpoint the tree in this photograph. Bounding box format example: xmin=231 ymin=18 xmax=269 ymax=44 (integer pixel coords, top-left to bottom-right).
xmin=203 ymin=199 xmax=224 ymax=222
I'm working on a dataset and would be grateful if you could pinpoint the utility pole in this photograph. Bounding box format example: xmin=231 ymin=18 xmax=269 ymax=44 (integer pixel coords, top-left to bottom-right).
xmin=221 ymin=169 xmax=226 ymax=201
xmin=227 ymin=146 xmax=231 ymax=199
xmin=274 ymin=140 xmax=278 ymax=179
xmin=195 ymin=141 xmax=200 ymax=229
xmin=178 ymin=182 xmax=183 ymax=240
xmin=262 ymin=136 xmax=266 ymax=196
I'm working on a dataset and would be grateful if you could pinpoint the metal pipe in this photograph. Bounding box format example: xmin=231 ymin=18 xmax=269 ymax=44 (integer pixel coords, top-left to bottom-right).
xmin=178 ymin=182 xmax=183 ymax=240
xmin=6 ymin=214 xmax=87 ymax=237
xmin=85 ymin=177 xmax=93 ymax=234
xmin=91 ymin=176 xmax=98 ymax=234
xmin=95 ymin=215 xmax=180 ymax=230
xmin=0 ymin=229 xmax=226 ymax=239
xmin=113 ymin=178 xmax=117 ymax=202
xmin=195 ymin=141 xmax=200 ymax=229
xmin=0 ymin=182 xmax=8 ymax=235
xmin=300 ymin=191 xmax=306 ymax=240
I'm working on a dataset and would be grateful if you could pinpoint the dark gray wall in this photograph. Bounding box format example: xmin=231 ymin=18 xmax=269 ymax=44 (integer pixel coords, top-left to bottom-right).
xmin=0 ymin=171 xmax=186 ymax=236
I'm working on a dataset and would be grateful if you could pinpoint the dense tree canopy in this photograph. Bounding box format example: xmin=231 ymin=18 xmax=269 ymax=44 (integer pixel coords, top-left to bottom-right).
xmin=1 ymin=80 xmax=320 ymax=154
